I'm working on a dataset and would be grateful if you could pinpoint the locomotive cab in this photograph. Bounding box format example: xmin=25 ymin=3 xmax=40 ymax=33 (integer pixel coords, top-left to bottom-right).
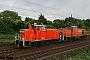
xmin=14 ymin=23 xmax=58 ymax=47
xmin=71 ymin=26 xmax=77 ymax=30
xmin=58 ymin=25 xmax=87 ymax=41
xmin=14 ymin=24 xmax=46 ymax=47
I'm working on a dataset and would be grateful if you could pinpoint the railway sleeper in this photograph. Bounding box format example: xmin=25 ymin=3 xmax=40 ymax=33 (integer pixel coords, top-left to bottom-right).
xmin=14 ymin=41 xmax=90 ymax=60
xmin=0 ymin=56 xmax=13 ymax=59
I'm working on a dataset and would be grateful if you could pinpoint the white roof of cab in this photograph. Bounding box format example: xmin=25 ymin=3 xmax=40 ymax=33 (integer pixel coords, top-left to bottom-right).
xmin=71 ymin=26 xmax=77 ymax=27
xmin=34 ymin=25 xmax=46 ymax=27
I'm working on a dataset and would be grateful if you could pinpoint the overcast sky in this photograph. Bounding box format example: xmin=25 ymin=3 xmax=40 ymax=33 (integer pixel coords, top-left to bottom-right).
xmin=0 ymin=0 xmax=90 ymax=21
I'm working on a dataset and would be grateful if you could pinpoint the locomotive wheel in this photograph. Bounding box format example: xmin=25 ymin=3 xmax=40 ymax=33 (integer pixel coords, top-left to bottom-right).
xmin=34 ymin=42 xmax=38 ymax=47
xmin=41 ymin=41 xmax=44 ymax=46
xmin=31 ymin=42 xmax=37 ymax=47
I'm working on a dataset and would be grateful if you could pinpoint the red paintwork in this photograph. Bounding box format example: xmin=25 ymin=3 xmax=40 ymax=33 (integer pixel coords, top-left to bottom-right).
xmin=19 ymin=24 xmax=87 ymax=42
xmin=59 ymin=26 xmax=87 ymax=37
xmin=19 ymin=24 xmax=58 ymax=41
xmin=46 ymin=29 xmax=58 ymax=39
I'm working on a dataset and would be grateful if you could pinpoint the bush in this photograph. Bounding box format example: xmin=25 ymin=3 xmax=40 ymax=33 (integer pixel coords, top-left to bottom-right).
xmin=64 ymin=48 xmax=90 ymax=60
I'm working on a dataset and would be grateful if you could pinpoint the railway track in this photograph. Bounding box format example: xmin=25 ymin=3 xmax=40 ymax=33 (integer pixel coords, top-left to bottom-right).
xmin=0 ymin=43 xmax=16 ymax=51
xmin=15 ymin=40 xmax=90 ymax=60
xmin=0 ymin=36 xmax=89 ymax=60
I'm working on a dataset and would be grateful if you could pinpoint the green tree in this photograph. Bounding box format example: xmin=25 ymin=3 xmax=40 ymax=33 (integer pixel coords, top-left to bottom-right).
xmin=65 ymin=17 xmax=76 ymax=26
xmin=78 ymin=20 xmax=85 ymax=28
xmin=0 ymin=10 xmax=21 ymax=21
xmin=38 ymin=14 xmax=47 ymax=24
xmin=46 ymin=20 xmax=54 ymax=28
xmin=0 ymin=10 xmax=22 ymax=34
xmin=85 ymin=19 xmax=90 ymax=27
xmin=25 ymin=17 xmax=38 ymax=25
xmin=47 ymin=20 xmax=52 ymax=25
xmin=53 ymin=19 xmax=65 ymax=28
xmin=14 ymin=21 xmax=27 ymax=31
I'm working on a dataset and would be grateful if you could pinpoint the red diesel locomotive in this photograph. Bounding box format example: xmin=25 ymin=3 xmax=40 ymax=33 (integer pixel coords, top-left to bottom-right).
xmin=14 ymin=24 xmax=87 ymax=47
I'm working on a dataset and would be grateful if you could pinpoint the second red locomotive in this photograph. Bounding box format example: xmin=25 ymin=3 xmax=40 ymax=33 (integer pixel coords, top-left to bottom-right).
xmin=15 ymin=24 xmax=87 ymax=47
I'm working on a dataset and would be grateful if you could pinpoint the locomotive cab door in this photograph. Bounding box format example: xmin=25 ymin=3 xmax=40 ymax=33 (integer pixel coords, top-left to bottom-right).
xmin=34 ymin=25 xmax=46 ymax=41
xmin=71 ymin=26 xmax=77 ymax=36
xmin=82 ymin=30 xmax=84 ymax=35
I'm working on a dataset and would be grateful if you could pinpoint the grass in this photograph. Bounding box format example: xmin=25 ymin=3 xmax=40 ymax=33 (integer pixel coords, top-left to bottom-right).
xmin=87 ymin=31 xmax=90 ymax=35
xmin=0 ymin=40 xmax=14 ymax=44
xmin=53 ymin=56 xmax=60 ymax=60
xmin=0 ymin=33 xmax=15 ymax=44
xmin=0 ymin=33 xmax=16 ymax=38
xmin=64 ymin=48 xmax=90 ymax=60
xmin=52 ymin=48 xmax=90 ymax=60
